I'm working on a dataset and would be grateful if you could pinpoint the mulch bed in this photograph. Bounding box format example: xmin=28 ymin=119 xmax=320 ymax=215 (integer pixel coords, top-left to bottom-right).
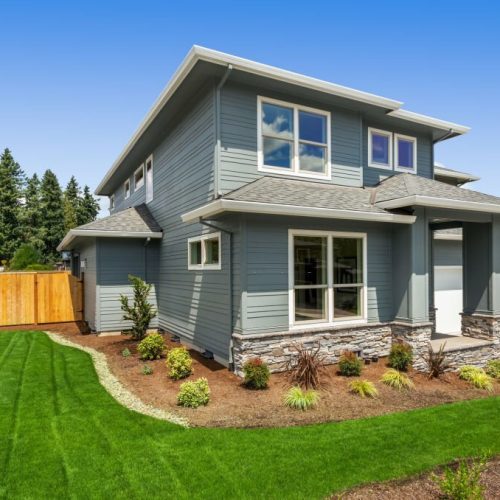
xmin=5 ymin=322 xmax=499 ymax=428
xmin=336 ymin=456 xmax=500 ymax=499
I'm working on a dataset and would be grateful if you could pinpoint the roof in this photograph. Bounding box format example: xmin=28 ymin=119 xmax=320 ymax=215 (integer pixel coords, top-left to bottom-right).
xmin=181 ymin=177 xmax=416 ymax=224
xmin=96 ymin=46 xmax=470 ymax=195
xmin=434 ymin=162 xmax=480 ymax=184
xmin=374 ymin=174 xmax=500 ymax=213
xmin=57 ymin=204 xmax=162 ymax=251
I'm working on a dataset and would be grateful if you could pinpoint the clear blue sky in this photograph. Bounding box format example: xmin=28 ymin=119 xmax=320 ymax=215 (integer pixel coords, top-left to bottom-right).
xmin=1 ymin=0 xmax=499 ymax=208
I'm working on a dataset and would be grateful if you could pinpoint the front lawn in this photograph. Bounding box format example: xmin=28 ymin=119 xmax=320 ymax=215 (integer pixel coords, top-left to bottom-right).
xmin=1 ymin=330 xmax=499 ymax=499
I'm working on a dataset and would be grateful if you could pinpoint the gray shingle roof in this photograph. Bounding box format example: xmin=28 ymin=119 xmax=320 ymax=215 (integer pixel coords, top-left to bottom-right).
xmin=223 ymin=177 xmax=389 ymax=214
xmin=374 ymin=173 xmax=500 ymax=206
xmin=76 ymin=204 xmax=162 ymax=233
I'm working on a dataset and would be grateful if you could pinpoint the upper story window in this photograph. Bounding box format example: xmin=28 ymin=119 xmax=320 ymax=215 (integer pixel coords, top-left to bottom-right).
xmin=188 ymin=233 xmax=221 ymax=270
xmin=368 ymin=127 xmax=417 ymax=174
xmin=124 ymin=179 xmax=130 ymax=199
xmin=109 ymin=194 xmax=115 ymax=210
xmin=134 ymin=164 xmax=144 ymax=191
xmin=145 ymin=154 xmax=153 ymax=203
xmin=395 ymin=134 xmax=417 ymax=173
xmin=258 ymin=97 xmax=331 ymax=179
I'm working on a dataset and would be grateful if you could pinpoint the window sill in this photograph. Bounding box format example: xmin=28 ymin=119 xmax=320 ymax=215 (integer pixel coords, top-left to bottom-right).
xmin=367 ymin=161 xmax=393 ymax=171
xmin=289 ymin=318 xmax=368 ymax=332
xmin=258 ymin=165 xmax=331 ymax=181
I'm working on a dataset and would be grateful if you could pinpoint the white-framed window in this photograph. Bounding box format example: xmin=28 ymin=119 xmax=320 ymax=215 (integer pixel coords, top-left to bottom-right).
xmin=257 ymin=96 xmax=331 ymax=179
xmin=145 ymin=154 xmax=153 ymax=203
xmin=288 ymin=230 xmax=367 ymax=329
xmin=109 ymin=194 xmax=115 ymax=210
xmin=188 ymin=232 xmax=221 ymax=270
xmin=124 ymin=179 xmax=130 ymax=199
xmin=368 ymin=127 xmax=393 ymax=170
xmin=394 ymin=133 xmax=417 ymax=173
xmin=134 ymin=164 xmax=145 ymax=191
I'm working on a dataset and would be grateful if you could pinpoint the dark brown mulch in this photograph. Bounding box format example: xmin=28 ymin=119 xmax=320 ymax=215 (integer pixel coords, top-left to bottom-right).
xmin=5 ymin=323 xmax=499 ymax=428
xmin=336 ymin=456 xmax=500 ymax=499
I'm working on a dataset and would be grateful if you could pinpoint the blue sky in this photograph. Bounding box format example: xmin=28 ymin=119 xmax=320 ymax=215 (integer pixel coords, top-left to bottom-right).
xmin=1 ymin=0 xmax=499 ymax=208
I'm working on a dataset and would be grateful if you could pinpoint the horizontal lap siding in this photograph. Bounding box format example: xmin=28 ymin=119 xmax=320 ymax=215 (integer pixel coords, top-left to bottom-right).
xmin=434 ymin=239 xmax=462 ymax=267
xmin=243 ymin=216 xmax=393 ymax=334
xmin=219 ymin=83 xmax=363 ymax=194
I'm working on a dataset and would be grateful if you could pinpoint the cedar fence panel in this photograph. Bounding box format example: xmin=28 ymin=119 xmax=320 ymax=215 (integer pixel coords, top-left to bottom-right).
xmin=0 ymin=271 xmax=83 ymax=326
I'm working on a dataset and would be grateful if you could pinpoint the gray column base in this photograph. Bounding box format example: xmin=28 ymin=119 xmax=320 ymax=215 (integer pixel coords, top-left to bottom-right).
xmin=391 ymin=321 xmax=433 ymax=371
xmin=462 ymin=313 xmax=500 ymax=342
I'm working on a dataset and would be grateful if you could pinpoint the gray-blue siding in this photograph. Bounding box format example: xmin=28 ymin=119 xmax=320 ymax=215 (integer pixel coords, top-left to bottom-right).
xmin=434 ymin=239 xmax=462 ymax=267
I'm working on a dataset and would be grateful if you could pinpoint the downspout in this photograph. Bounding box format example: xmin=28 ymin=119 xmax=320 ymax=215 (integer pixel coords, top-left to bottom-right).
xmin=199 ymin=218 xmax=234 ymax=369
xmin=214 ymin=64 xmax=233 ymax=199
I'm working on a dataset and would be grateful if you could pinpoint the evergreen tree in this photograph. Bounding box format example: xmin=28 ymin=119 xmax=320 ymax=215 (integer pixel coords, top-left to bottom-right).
xmin=22 ymin=173 xmax=44 ymax=252
xmin=77 ymin=185 xmax=100 ymax=226
xmin=39 ymin=169 xmax=65 ymax=261
xmin=63 ymin=176 xmax=80 ymax=231
xmin=0 ymin=148 xmax=25 ymax=261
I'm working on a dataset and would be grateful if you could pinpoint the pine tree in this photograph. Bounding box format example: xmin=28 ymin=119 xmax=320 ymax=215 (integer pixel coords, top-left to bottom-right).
xmin=0 ymin=148 xmax=25 ymax=261
xmin=63 ymin=176 xmax=80 ymax=231
xmin=39 ymin=169 xmax=65 ymax=261
xmin=22 ymin=173 xmax=44 ymax=252
xmin=77 ymin=185 xmax=100 ymax=226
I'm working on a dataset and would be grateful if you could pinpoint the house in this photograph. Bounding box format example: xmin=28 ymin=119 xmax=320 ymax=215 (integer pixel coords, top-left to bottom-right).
xmin=58 ymin=46 xmax=500 ymax=372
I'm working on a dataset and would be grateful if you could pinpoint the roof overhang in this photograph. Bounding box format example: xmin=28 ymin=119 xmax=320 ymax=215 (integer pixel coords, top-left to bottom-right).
xmin=376 ymin=195 xmax=500 ymax=214
xmin=96 ymin=46 xmax=470 ymax=196
xmin=181 ymin=199 xmax=416 ymax=224
xmin=57 ymin=229 xmax=163 ymax=252
xmin=434 ymin=164 xmax=480 ymax=184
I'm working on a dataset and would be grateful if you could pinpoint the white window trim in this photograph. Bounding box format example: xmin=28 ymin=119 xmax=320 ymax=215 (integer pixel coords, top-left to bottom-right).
xmin=145 ymin=154 xmax=154 ymax=203
xmin=134 ymin=163 xmax=145 ymax=191
xmin=109 ymin=194 xmax=115 ymax=210
xmin=394 ymin=133 xmax=417 ymax=174
xmin=288 ymin=229 xmax=368 ymax=330
xmin=368 ymin=127 xmax=393 ymax=170
xmin=124 ymin=179 xmax=130 ymax=199
xmin=188 ymin=232 xmax=222 ymax=271
xmin=257 ymin=96 xmax=332 ymax=180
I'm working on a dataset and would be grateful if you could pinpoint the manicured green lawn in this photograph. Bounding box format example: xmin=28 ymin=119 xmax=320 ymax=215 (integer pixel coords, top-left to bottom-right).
xmin=0 ymin=331 xmax=499 ymax=499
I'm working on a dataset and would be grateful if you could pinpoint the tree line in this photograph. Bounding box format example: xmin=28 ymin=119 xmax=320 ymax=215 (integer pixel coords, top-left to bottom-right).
xmin=0 ymin=148 xmax=100 ymax=265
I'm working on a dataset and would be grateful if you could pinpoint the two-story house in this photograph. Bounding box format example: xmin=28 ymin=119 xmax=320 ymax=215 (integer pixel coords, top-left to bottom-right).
xmin=58 ymin=46 xmax=500 ymax=372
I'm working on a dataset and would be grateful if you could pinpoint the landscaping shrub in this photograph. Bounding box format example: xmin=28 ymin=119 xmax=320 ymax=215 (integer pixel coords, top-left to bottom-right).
xmin=9 ymin=244 xmax=44 ymax=270
xmin=285 ymin=343 xmax=325 ymax=389
xmin=485 ymin=359 xmax=500 ymax=379
xmin=381 ymin=368 xmax=414 ymax=390
xmin=137 ymin=333 xmax=165 ymax=360
xmin=388 ymin=342 xmax=413 ymax=371
xmin=120 ymin=275 xmax=157 ymax=340
xmin=177 ymin=378 xmax=210 ymax=408
xmin=24 ymin=263 xmax=53 ymax=271
xmin=243 ymin=358 xmax=270 ymax=389
xmin=121 ymin=348 xmax=131 ymax=358
xmin=283 ymin=386 xmax=319 ymax=411
xmin=425 ymin=343 xmax=448 ymax=379
xmin=432 ymin=456 xmax=487 ymax=500
xmin=166 ymin=347 xmax=192 ymax=380
xmin=349 ymin=379 xmax=378 ymax=398
xmin=459 ymin=366 xmax=493 ymax=392
xmin=338 ymin=351 xmax=363 ymax=377
xmin=141 ymin=364 xmax=153 ymax=375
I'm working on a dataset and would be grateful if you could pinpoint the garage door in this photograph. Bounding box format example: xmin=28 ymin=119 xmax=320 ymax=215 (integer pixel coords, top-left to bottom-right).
xmin=434 ymin=266 xmax=462 ymax=335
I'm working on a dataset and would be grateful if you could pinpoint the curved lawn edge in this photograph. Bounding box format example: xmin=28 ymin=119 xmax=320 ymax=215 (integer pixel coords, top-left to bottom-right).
xmin=45 ymin=331 xmax=190 ymax=428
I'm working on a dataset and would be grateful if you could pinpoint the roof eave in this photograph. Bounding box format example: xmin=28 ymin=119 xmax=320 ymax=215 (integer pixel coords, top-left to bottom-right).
xmin=181 ymin=199 xmax=416 ymax=224
xmin=57 ymin=229 xmax=163 ymax=252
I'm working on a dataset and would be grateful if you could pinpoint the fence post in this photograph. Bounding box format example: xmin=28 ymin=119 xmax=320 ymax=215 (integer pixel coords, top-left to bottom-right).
xmin=33 ymin=273 xmax=39 ymax=325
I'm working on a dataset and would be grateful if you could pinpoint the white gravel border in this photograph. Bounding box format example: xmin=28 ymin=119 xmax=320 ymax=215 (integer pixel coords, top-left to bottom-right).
xmin=45 ymin=331 xmax=189 ymax=428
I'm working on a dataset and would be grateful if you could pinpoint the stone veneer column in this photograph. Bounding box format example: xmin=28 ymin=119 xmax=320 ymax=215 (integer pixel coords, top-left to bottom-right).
xmin=391 ymin=321 xmax=433 ymax=371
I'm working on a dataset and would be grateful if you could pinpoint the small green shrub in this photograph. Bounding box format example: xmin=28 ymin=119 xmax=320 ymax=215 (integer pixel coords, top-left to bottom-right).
xmin=137 ymin=333 xmax=165 ymax=360
xmin=485 ymin=359 xmax=500 ymax=379
xmin=166 ymin=347 xmax=192 ymax=380
xmin=9 ymin=244 xmax=43 ymax=270
xmin=432 ymin=456 xmax=487 ymax=500
xmin=338 ymin=351 xmax=362 ymax=377
xmin=177 ymin=378 xmax=210 ymax=408
xmin=381 ymin=368 xmax=414 ymax=390
xmin=349 ymin=379 xmax=378 ymax=398
xmin=122 ymin=348 xmax=131 ymax=358
xmin=243 ymin=358 xmax=270 ymax=389
xmin=283 ymin=386 xmax=319 ymax=411
xmin=459 ymin=365 xmax=481 ymax=381
xmin=388 ymin=342 xmax=413 ymax=371
xmin=459 ymin=365 xmax=493 ymax=391
xmin=25 ymin=263 xmax=53 ymax=271
xmin=141 ymin=364 xmax=153 ymax=375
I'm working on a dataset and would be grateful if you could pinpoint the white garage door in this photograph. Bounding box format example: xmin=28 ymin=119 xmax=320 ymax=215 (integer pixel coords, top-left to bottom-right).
xmin=434 ymin=266 xmax=462 ymax=335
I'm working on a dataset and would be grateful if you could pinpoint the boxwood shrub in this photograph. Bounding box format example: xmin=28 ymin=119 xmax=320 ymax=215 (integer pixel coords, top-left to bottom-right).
xmin=177 ymin=378 xmax=210 ymax=408
xmin=166 ymin=347 xmax=192 ymax=380
xmin=137 ymin=333 xmax=165 ymax=360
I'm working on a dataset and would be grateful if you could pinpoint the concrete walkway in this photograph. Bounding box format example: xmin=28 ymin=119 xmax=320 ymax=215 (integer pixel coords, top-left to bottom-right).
xmin=430 ymin=333 xmax=493 ymax=353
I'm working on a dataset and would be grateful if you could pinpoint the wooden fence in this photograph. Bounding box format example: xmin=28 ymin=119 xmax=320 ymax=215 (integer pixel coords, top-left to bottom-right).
xmin=0 ymin=271 xmax=83 ymax=326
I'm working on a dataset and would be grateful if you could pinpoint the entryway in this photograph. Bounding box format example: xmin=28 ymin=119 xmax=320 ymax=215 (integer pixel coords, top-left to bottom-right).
xmin=434 ymin=266 xmax=462 ymax=335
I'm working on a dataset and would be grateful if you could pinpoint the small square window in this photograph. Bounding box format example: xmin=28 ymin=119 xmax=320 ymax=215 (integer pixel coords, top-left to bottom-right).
xmin=204 ymin=237 xmax=219 ymax=265
xmin=369 ymin=128 xmax=392 ymax=169
xmin=134 ymin=164 xmax=144 ymax=190
xmin=188 ymin=233 xmax=221 ymax=270
xmin=124 ymin=179 xmax=130 ymax=199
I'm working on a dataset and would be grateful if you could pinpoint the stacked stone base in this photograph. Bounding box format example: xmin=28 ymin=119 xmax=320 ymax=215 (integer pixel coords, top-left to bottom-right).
xmin=440 ymin=342 xmax=498 ymax=371
xmin=391 ymin=322 xmax=433 ymax=371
